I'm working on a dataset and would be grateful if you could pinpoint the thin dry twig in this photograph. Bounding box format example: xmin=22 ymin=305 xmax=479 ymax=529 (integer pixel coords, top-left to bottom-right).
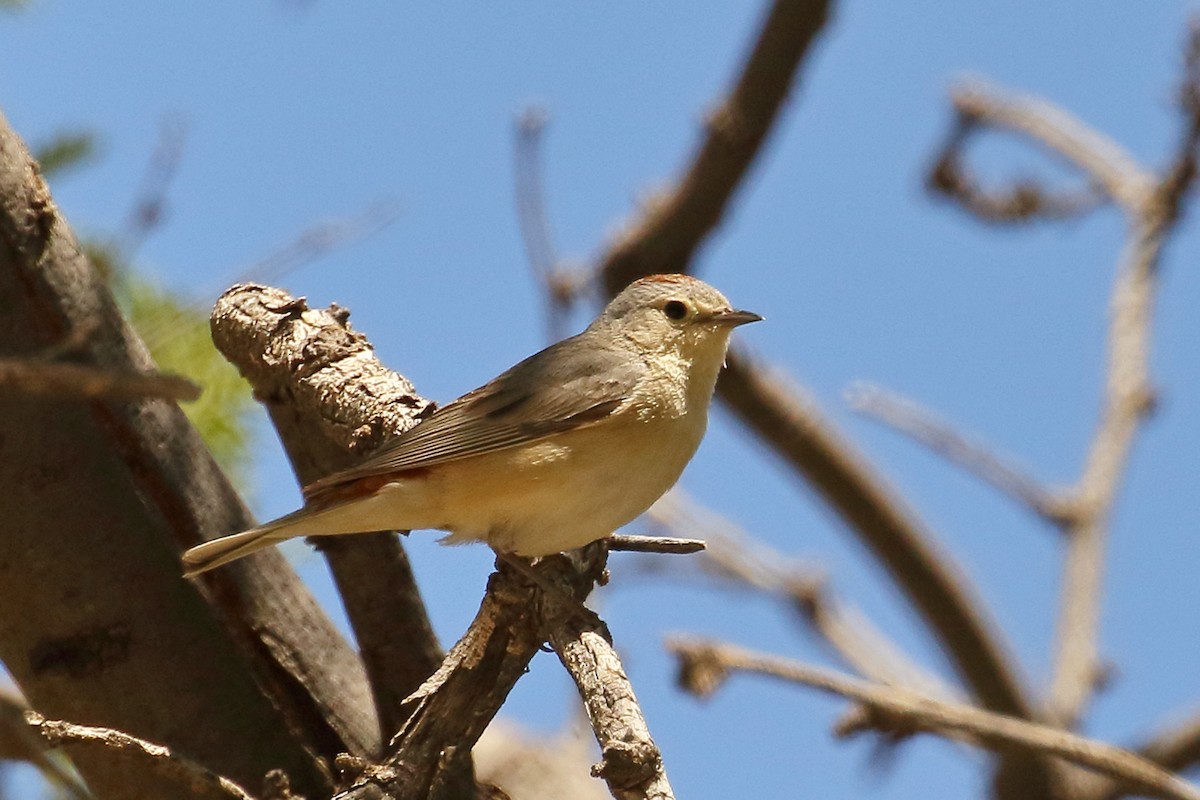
xmin=121 ymin=114 xmax=188 ymax=255
xmin=27 ymin=712 xmax=257 ymax=800
xmin=845 ymin=381 xmax=1068 ymax=526
xmin=716 ymin=350 xmax=1036 ymax=721
xmin=514 ymin=107 xmax=582 ymax=341
xmin=606 ymin=534 xmax=706 ymax=555
xmin=642 ymin=490 xmax=955 ymax=700
xmin=944 ymin=82 xmax=1155 ymax=213
xmin=0 ymin=356 xmax=201 ymax=401
xmin=666 ymin=638 xmax=1200 ymax=800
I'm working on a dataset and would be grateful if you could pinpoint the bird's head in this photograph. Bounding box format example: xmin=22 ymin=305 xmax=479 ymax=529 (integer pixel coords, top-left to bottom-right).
xmin=594 ymin=274 xmax=761 ymax=367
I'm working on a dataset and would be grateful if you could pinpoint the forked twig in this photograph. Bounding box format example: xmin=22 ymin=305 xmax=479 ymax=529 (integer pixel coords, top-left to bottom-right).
xmin=928 ymin=24 xmax=1200 ymax=728
xmin=667 ymin=638 xmax=1200 ymax=800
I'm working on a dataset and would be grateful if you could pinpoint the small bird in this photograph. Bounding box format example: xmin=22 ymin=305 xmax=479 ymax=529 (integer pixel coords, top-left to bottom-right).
xmin=182 ymin=274 xmax=760 ymax=577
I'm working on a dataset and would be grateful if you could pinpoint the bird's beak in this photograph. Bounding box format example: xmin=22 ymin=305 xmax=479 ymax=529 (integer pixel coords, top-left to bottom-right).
xmin=711 ymin=308 xmax=764 ymax=327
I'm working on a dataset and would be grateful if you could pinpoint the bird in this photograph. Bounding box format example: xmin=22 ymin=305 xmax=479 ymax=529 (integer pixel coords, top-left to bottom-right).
xmin=182 ymin=274 xmax=761 ymax=577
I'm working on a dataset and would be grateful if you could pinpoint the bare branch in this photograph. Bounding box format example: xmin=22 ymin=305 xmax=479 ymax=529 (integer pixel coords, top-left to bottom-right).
xmin=585 ymin=0 xmax=1037 ymax=749
xmin=1084 ymin=712 xmax=1200 ymax=800
xmin=667 ymin=638 xmax=1200 ymax=800
xmin=716 ymin=349 xmax=1035 ymax=719
xmin=921 ymin=26 xmax=1200 ymax=729
xmin=845 ymin=381 xmax=1069 ymax=526
xmin=606 ymin=534 xmax=706 ymax=555
xmin=336 ymin=549 xmax=609 ymax=800
xmin=0 ymin=356 xmax=200 ymax=401
xmin=211 ymin=284 xmax=444 ymax=749
xmin=514 ymin=107 xmax=582 ymax=341
xmin=121 ymin=114 xmax=188 ymax=255
xmin=549 ymin=604 xmax=675 ymax=800
xmin=927 ymin=124 xmax=1105 ymax=226
xmin=1049 ymin=24 xmax=1200 ymax=726
xmin=642 ymin=490 xmax=955 ymax=699
xmin=946 ymin=82 xmax=1155 ymax=213
xmin=27 ymin=712 xmax=257 ymax=800
xmin=600 ymin=0 xmax=832 ymax=295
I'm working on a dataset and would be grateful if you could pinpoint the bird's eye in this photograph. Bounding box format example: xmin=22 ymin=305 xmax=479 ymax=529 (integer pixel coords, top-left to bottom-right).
xmin=662 ymin=300 xmax=689 ymax=321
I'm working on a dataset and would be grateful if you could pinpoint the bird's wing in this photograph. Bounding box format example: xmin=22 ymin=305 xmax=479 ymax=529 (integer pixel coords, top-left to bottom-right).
xmin=303 ymin=335 xmax=646 ymax=497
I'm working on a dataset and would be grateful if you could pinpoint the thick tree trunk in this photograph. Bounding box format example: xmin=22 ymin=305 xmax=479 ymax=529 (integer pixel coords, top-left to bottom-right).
xmin=0 ymin=110 xmax=378 ymax=799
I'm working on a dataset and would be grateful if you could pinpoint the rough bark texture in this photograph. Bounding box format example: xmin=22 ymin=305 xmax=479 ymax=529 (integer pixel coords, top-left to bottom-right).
xmin=338 ymin=549 xmax=608 ymax=800
xmin=550 ymin=613 xmax=673 ymax=800
xmin=209 ymin=284 xmax=453 ymax=779
xmin=0 ymin=110 xmax=376 ymax=799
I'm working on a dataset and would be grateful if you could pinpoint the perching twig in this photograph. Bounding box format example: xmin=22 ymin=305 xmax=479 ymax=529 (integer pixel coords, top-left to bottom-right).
xmin=845 ymin=381 xmax=1069 ymax=526
xmin=27 ymin=712 xmax=257 ymax=800
xmin=335 ymin=549 xmax=613 ymax=800
xmin=607 ymin=534 xmax=706 ymax=555
xmin=666 ymin=638 xmax=1200 ymax=800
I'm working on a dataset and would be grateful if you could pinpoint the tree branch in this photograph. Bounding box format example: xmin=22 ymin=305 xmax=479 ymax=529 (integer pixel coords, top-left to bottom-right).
xmin=583 ymin=0 xmax=1039 ymax=767
xmin=0 ymin=106 xmax=372 ymax=798
xmin=929 ymin=28 xmax=1200 ymax=727
xmin=27 ymin=712 xmax=257 ymax=800
xmin=210 ymin=284 xmax=445 ymax=749
xmin=716 ymin=351 xmax=1034 ymax=716
xmin=599 ymin=0 xmax=833 ymax=296
xmin=667 ymin=638 xmax=1200 ymax=800
xmin=845 ymin=381 xmax=1069 ymax=526
xmin=944 ymin=82 xmax=1155 ymax=213
xmin=642 ymin=490 xmax=954 ymax=700
xmin=549 ymin=603 xmax=675 ymax=800
xmin=336 ymin=549 xmax=609 ymax=800
xmin=0 ymin=355 xmax=200 ymax=401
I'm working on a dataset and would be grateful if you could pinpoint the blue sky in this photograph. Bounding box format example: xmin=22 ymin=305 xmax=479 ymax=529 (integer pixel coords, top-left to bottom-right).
xmin=3 ymin=2 xmax=1199 ymax=798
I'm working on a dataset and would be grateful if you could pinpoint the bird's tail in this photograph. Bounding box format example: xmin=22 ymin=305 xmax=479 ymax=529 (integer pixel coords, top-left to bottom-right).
xmin=181 ymin=505 xmax=339 ymax=577
xmin=181 ymin=488 xmax=411 ymax=577
xmin=182 ymin=525 xmax=287 ymax=577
